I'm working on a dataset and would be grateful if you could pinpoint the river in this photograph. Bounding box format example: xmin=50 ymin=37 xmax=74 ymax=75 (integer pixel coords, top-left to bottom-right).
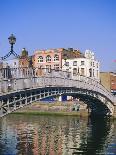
xmin=0 ymin=114 xmax=116 ymax=155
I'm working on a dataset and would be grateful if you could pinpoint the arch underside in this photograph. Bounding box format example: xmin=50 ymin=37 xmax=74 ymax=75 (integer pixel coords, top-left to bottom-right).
xmin=0 ymin=87 xmax=114 ymax=117
xmin=65 ymin=93 xmax=112 ymax=116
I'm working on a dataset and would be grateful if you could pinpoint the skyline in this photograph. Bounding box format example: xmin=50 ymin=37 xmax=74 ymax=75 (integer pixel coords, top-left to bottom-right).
xmin=0 ymin=0 xmax=116 ymax=71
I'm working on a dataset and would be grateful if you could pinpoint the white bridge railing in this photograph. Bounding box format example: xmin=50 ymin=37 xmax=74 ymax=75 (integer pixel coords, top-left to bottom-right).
xmin=0 ymin=67 xmax=116 ymax=105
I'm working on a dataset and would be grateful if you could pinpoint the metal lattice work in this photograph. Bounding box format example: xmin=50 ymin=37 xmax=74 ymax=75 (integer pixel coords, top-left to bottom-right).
xmin=1 ymin=51 xmax=20 ymax=60
xmin=0 ymin=67 xmax=116 ymax=117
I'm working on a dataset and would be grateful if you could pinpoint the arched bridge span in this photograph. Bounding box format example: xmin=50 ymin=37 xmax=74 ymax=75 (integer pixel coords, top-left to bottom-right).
xmin=0 ymin=68 xmax=116 ymax=117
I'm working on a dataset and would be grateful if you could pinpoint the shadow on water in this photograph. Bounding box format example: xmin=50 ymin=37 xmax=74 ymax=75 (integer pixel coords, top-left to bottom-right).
xmin=0 ymin=115 xmax=116 ymax=155
xmin=73 ymin=116 xmax=115 ymax=155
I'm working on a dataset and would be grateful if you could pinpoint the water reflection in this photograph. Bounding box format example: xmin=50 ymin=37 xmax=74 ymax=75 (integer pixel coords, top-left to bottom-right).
xmin=0 ymin=115 xmax=116 ymax=155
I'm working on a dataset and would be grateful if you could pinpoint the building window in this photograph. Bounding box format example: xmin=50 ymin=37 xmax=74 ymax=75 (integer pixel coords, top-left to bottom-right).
xmin=73 ymin=61 xmax=77 ymax=66
xmin=73 ymin=68 xmax=77 ymax=76
xmin=97 ymin=70 xmax=99 ymax=78
xmin=46 ymin=55 xmax=51 ymax=62
xmin=54 ymin=64 xmax=59 ymax=70
xmin=93 ymin=62 xmax=95 ymax=67
xmin=38 ymin=56 xmax=43 ymax=62
xmin=46 ymin=65 xmax=51 ymax=72
xmin=89 ymin=68 xmax=92 ymax=77
xmin=93 ymin=69 xmax=94 ymax=77
xmin=91 ymin=62 xmax=92 ymax=66
xmin=39 ymin=65 xmax=43 ymax=69
xmin=66 ymin=69 xmax=69 ymax=72
xmin=54 ymin=54 xmax=59 ymax=61
xmin=65 ymin=62 xmax=69 ymax=66
xmin=14 ymin=62 xmax=16 ymax=66
xmin=81 ymin=61 xmax=84 ymax=65
xmin=81 ymin=68 xmax=85 ymax=76
xmin=97 ymin=63 xmax=99 ymax=68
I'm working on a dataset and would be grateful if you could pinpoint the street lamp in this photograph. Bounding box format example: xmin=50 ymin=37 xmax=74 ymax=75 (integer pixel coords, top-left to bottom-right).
xmin=1 ymin=34 xmax=19 ymax=60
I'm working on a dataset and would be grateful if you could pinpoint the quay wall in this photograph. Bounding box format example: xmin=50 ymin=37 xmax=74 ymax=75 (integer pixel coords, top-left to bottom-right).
xmin=13 ymin=101 xmax=116 ymax=118
xmin=14 ymin=101 xmax=89 ymax=117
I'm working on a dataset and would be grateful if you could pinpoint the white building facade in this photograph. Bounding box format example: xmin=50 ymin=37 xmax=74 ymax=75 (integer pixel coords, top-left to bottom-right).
xmin=2 ymin=58 xmax=19 ymax=68
xmin=62 ymin=50 xmax=100 ymax=81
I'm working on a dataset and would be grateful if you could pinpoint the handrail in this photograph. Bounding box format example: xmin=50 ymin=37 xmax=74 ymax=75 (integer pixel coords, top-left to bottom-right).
xmin=0 ymin=67 xmax=116 ymax=104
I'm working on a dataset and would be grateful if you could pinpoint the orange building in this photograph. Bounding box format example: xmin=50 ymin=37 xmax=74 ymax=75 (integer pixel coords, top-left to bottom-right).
xmin=33 ymin=48 xmax=63 ymax=70
xmin=33 ymin=48 xmax=82 ymax=68
xmin=32 ymin=48 xmax=83 ymax=76
xmin=32 ymin=48 xmax=63 ymax=76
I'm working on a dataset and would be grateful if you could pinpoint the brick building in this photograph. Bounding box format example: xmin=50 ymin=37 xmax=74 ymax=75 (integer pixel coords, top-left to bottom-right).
xmin=100 ymin=72 xmax=116 ymax=94
xmin=19 ymin=48 xmax=32 ymax=68
xmin=32 ymin=48 xmax=83 ymax=75
xmin=33 ymin=48 xmax=82 ymax=68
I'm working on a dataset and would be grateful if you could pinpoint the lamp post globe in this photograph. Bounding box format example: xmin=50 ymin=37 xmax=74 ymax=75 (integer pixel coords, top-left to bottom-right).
xmin=8 ymin=34 xmax=16 ymax=51
xmin=8 ymin=34 xmax=16 ymax=45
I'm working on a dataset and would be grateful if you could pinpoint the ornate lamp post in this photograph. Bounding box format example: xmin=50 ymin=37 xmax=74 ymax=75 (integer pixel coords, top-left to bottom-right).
xmin=1 ymin=34 xmax=19 ymax=60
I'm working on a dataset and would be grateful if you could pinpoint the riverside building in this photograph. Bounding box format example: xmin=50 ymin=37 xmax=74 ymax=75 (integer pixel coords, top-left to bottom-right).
xmin=32 ymin=48 xmax=64 ymax=76
xmin=100 ymin=72 xmax=116 ymax=95
xmin=62 ymin=49 xmax=100 ymax=81
xmin=33 ymin=48 xmax=63 ymax=70
xmin=32 ymin=48 xmax=81 ymax=72
xmin=33 ymin=48 xmax=100 ymax=81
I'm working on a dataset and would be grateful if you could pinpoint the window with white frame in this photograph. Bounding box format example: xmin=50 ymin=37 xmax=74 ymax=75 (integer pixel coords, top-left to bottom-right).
xmin=81 ymin=61 xmax=84 ymax=65
xmin=81 ymin=68 xmax=85 ymax=76
xmin=73 ymin=68 xmax=77 ymax=76
xmin=97 ymin=63 xmax=99 ymax=68
xmin=14 ymin=62 xmax=16 ymax=65
xmin=73 ymin=61 xmax=77 ymax=66
xmin=66 ymin=69 xmax=69 ymax=72
xmin=46 ymin=55 xmax=51 ymax=62
xmin=91 ymin=62 xmax=92 ymax=66
xmin=65 ymin=61 xmax=69 ymax=66
xmin=54 ymin=54 xmax=59 ymax=61
xmin=46 ymin=65 xmax=51 ymax=72
xmin=54 ymin=64 xmax=59 ymax=70
xmin=97 ymin=70 xmax=99 ymax=78
xmin=93 ymin=69 xmax=94 ymax=77
xmin=38 ymin=56 xmax=43 ymax=62
xmin=89 ymin=68 xmax=92 ymax=77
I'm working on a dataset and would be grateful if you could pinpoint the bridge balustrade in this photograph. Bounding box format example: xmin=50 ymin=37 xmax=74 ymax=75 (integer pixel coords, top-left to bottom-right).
xmin=0 ymin=67 xmax=116 ymax=103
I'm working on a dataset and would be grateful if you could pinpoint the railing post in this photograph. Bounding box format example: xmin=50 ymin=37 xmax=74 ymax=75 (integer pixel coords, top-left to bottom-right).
xmin=7 ymin=99 xmax=10 ymax=113
xmin=20 ymin=94 xmax=23 ymax=107
xmin=13 ymin=95 xmax=19 ymax=110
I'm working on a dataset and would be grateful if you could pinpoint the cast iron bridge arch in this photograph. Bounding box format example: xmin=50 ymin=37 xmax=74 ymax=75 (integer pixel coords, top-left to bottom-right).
xmin=0 ymin=67 xmax=116 ymax=117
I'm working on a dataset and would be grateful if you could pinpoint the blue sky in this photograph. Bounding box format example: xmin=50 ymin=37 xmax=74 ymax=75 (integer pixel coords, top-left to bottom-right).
xmin=0 ymin=0 xmax=116 ymax=71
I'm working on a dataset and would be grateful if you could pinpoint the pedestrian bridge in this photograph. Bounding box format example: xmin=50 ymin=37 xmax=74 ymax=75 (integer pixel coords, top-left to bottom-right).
xmin=0 ymin=67 xmax=116 ymax=117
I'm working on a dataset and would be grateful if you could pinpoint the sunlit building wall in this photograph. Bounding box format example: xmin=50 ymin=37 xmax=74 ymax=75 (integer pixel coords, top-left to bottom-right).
xmin=62 ymin=50 xmax=100 ymax=81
